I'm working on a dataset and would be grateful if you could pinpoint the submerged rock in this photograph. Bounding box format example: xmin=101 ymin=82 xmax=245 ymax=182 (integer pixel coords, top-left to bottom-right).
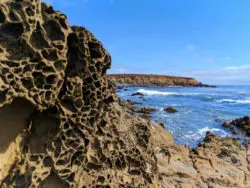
xmin=131 ymin=92 xmax=144 ymax=96
xmin=126 ymin=99 xmax=143 ymax=105
xmin=138 ymin=107 xmax=157 ymax=114
xmin=0 ymin=0 xmax=249 ymax=187
xmin=164 ymin=107 xmax=178 ymax=113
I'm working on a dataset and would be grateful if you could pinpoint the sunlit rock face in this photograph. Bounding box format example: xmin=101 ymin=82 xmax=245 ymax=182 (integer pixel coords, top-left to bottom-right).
xmin=108 ymin=74 xmax=203 ymax=87
xmin=0 ymin=0 xmax=250 ymax=187
xmin=0 ymin=0 xmax=163 ymax=187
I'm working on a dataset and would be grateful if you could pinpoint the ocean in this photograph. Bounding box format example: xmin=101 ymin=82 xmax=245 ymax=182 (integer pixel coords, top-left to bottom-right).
xmin=117 ymin=85 xmax=250 ymax=148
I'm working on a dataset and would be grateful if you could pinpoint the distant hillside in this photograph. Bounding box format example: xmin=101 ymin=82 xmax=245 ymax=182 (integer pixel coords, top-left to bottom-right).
xmin=108 ymin=74 xmax=213 ymax=87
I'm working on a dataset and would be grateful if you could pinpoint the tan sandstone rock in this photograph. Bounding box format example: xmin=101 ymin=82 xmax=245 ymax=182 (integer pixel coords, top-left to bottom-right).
xmin=0 ymin=0 xmax=249 ymax=187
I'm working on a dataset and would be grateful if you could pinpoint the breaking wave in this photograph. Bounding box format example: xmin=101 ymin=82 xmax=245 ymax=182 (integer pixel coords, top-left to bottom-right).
xmin=216 ymin=99 xmax=250 ymax=104
xmin=137 ymin=89 xmax=201 ymax=96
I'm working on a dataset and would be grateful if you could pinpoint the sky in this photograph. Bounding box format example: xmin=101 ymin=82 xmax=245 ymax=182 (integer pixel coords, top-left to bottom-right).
xmin=43 ymin=0 xmax=250 ymax=85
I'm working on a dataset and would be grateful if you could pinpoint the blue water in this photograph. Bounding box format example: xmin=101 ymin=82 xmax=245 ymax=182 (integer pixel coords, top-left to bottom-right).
xmin=117 ymin=86 xmax=250 ymax=148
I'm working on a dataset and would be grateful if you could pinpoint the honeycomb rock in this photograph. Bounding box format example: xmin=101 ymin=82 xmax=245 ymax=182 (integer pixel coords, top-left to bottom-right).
xmin=0 ymin=1 xmax=250 ymax=187
xmin=0 ymin=1 xmax=162 ymax=187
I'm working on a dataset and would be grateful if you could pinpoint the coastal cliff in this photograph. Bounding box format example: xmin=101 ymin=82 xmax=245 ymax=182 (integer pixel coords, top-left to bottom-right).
xmin=108 ymin=74 xmax=211 ymax=87
xmin=0 ymin=0 xmax=248 ymax=187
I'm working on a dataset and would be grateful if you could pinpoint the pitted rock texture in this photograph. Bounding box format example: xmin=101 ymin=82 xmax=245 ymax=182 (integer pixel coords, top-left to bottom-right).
xmin=0 ymin=0 xmax=249 ymax=187
xmin=0 ymin=1 xmax=162 ymax=187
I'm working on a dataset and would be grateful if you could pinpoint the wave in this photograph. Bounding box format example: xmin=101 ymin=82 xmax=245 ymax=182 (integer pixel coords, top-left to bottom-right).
xmin=198 ymin=127 xmax=225 ymax=134
xmin=216 ymin=99 xmax=250 ymax=104
xmin=182 ymin=127 xmax=227 ymax=142
xmin=137 ymin=89 xmax=201 ymax=96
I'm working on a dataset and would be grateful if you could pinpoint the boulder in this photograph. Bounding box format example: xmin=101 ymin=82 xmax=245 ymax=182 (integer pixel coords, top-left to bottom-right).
xmin=126 ymin=100 xmax=142 ymax=105
xmin=164 ymin=107 xmax=178 ymax=113
xmin=222 ymin=116 xmax=250 ymax=136
xmin=131 ymin=92 xmax=144 ymax=96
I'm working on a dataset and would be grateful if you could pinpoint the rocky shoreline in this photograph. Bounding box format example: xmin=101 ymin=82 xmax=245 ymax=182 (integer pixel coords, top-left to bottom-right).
xmin=0 ymin=0 xmax=249 ymax=187
xmin=119 ymin=99 xmax=250 ymax=187
xmin=222 ymin=116 xmax=250 ymax=136
xmin=109 ymin=74 xmax=216 ymax=87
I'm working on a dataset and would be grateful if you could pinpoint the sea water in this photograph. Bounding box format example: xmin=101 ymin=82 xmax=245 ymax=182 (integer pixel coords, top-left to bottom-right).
xmin=116 ymin=85 xmax=250 ymax=148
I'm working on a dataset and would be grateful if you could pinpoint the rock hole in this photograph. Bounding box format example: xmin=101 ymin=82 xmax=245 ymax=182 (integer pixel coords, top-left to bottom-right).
xmin=42 ymin=49 xmax=58 ymax=61
xmin=61 ymin=99 xmax=77 ymax=113
xmin=0 ymin=98 xmax=35 ymax=152
xmin=54 ymin=60 xmax=65 ymax=71
xmin=40 ymin=172 xmax=68 ymax=188
xmin=1 ymin=22 xmax=24 ymax=39
xmin=0 ymin=90 xmax=7 ymax=105
xmin=56 ymin=159 xmax=67 ymax=166
xmin=21 ymin=78 xmax=34 ymax=90
xmin=66 ymin=33 xmax=81 ymax=75
xmin=45 ymin=91 xmax=52 ymax=101
xmin=29 ymin=155 xmax=39 ymax=162
xmin=28 ymin=108 xmax=60 ymax=153
xmin=30 ymin=22 xmax=49 ymax=50
xmin=43 ymin=156 xmax=53 ymax=167
xmin=0 ymin=10 xmax=6 ymax=23
xmin=9 ymin=11 xmax=19 ymax=21
xmin=58 ymin=17 xmax=68 ymax=30
xmin=88 ymin=42 xmax=103 ymax=58
xmin=46 ymin=74 xmax=58 ymax=85
xmin=25 ymin=7 xmax=35 ymax=17
xmin=33 ymin=72 xmax=45 ymax=89
xmin=97 ymin=176 xmax=105 ymax=183
xmin=44 ymin=20 xmax=65 ymax=41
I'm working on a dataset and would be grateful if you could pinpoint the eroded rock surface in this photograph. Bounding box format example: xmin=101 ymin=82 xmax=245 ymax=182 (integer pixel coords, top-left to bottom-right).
xmin=0 ymin=0 xmax=249 ymax=187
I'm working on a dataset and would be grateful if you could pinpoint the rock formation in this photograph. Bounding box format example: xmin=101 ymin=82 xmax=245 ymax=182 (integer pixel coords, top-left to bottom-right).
xmin=108 ymin=74 xmax=215 ymax=87
xmin=222 ymin=116 xmax=250 ymax=136
xmin=0 ymin=0 xmax=249 ymax=187
xmin=164 ymin=107 xmax=178 ymax=113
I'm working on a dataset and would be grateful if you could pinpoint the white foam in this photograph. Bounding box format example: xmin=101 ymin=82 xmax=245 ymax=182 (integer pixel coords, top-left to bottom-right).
xmin=198 ymin=126 xmax=222 ymax=134
xmin=183 ymin=127 xmax=228 ymax=142
xmin=137 ymin=89 xmax=201 ymax=96
xmin=216 ymin=99 xmax=250 ymax=104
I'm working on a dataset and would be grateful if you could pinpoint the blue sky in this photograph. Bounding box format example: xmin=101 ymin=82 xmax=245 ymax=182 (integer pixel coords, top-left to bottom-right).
xmin=44 ymin=0 xmax=250 ymax=85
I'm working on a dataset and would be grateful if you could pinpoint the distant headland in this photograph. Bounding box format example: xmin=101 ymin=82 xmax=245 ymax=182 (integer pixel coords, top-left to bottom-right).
xmin=108 ymin=74 xmax=216 ymax=87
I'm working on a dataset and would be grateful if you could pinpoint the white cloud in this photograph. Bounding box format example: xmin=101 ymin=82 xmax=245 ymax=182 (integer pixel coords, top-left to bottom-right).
xmin=224 ymin=65 xmax=250 ymax=71
xmin=186 ymin=65 xmax=250 ymax=85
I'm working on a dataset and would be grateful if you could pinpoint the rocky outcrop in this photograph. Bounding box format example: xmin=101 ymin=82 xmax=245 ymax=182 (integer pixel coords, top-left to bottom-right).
xmin=164 ymin=107 xmax=178 ymax=113
xmin=108 ymin=74 xmax=215 ymax=87
xmin=131 ymin=92 xmax=144 ymax=96
xmin=222 ymin=116 xmax=250 ymax=136
xmin=119 ymin=100 xmax=156 ymax=119
xmin=0 ymin=0 xmax=248 ymax=187
xmin=157 ymin=132 xmax=250 ymax=187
